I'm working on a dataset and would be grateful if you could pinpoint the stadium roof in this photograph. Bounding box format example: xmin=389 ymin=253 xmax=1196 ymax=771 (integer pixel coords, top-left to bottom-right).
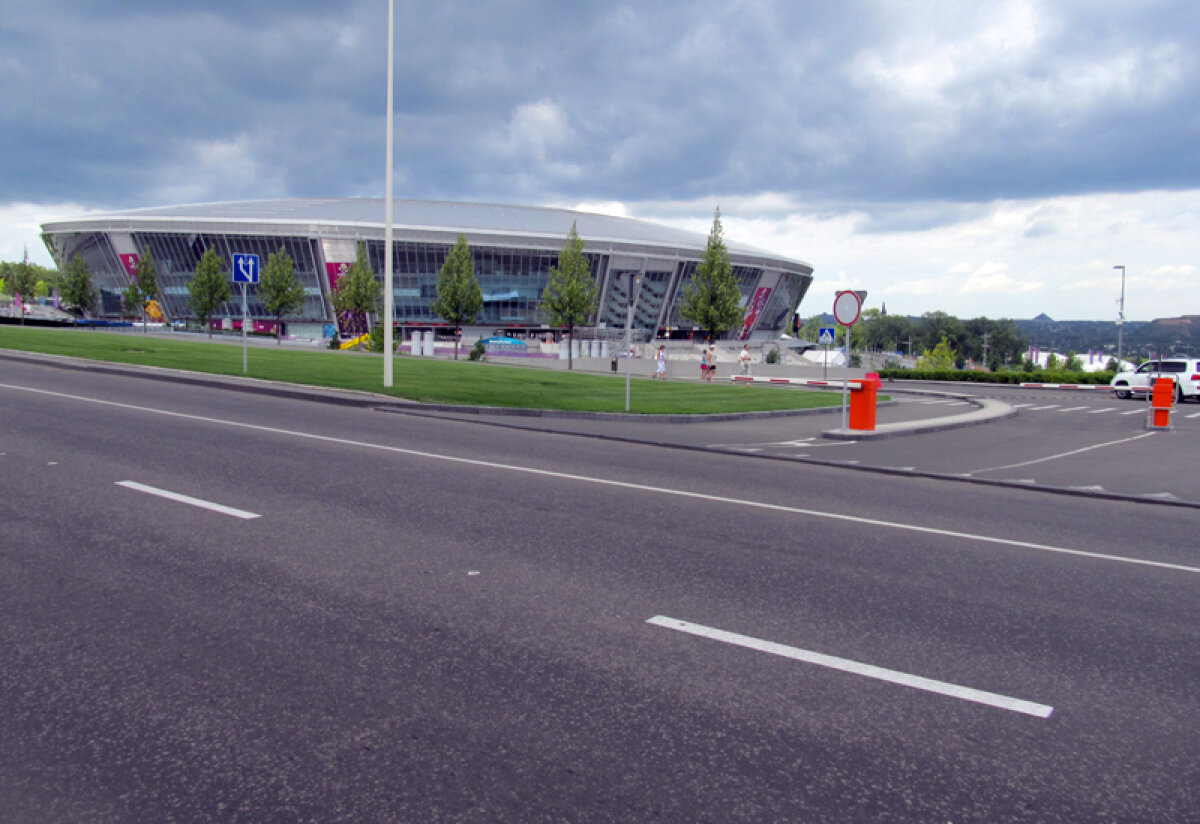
xmin=43 ymin=198 xmax=810 ymax=268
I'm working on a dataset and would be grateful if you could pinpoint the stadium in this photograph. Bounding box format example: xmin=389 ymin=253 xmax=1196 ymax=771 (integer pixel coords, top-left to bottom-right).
xmin=40 ymin=198 xmax=813 ymax=342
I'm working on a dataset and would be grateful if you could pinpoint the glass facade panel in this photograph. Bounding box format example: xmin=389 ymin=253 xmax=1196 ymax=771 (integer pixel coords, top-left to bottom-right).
xmin=598 ymin=270 xmax=671 ymax=333
xmin=666 ymin=264 xmax=763 ymax=334
xmin=756 ymin=272 xmax=811 ymax=333
xmin=131 ymin=233 xmax=325 ymax=321
xmin=46 ymin=232 xmax=127 ymax=315
xmin=373 ymin=241 xmax=603 ymax=327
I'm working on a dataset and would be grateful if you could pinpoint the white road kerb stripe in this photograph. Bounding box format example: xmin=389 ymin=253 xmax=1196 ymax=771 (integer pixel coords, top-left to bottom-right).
xmin=647 ymin=616 xmax=1054 ymax=718
xmin=116 ymin=480 xmax=261 ymax=520
xmin=7 ymin=383 xmax=1200 ymax=576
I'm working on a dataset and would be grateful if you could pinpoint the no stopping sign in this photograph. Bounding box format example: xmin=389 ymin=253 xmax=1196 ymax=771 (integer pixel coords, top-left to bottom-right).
xmin=833 ymin=290 xmax=862 ymax=326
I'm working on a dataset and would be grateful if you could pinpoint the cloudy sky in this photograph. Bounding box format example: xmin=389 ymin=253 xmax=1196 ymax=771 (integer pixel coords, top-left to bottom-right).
xmin=2 ymin=0 xmax=1198 ymax=321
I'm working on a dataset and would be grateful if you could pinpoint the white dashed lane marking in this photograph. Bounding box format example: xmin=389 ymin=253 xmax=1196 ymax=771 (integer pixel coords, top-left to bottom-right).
xmin=647 ymin=616 xmax=1054 ymax=718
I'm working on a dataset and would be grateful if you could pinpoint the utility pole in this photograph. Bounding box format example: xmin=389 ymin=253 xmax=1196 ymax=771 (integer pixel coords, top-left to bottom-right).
xmin=1113 ymin=265 xmax=1126 ymax=371
xmin=981 ymin=331 xmax=990 ymax=370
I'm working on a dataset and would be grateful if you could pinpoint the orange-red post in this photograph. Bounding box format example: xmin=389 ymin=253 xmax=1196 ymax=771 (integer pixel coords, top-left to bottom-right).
xmin=1148 ymin=377 xmax=1174 ymax=430
xmin=848 ymin=378 xmax=878 ymax=430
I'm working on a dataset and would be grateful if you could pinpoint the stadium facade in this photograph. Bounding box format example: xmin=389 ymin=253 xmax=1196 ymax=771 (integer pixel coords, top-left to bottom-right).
xmin=40 ymin=198 xmax=813 ymax=341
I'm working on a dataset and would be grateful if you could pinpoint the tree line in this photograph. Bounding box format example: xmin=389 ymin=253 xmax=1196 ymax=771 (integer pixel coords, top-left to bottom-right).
xmin=799 ymin=309 xmax=1029 ymax=370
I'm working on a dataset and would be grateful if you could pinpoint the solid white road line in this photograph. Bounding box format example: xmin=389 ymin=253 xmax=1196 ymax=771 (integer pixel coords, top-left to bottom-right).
xmin=1120 ymin=409 xmax=1145 ymax=416
xmin=971 ymin=433 xmax=1158 ymax=474
xmin=116 ymin=480 xmax=261 ymax=520
xmin=7 ymin=383 xmax=1200 ymax=576
xmin=1056 ymin=406 xmax=1089 ymax=413
xmin=1028 ymin=405 xmax=1060 ymax=411
xmin=1087 ymin=408 xmax=1118 ymax=414
xmin=646 ymin=616 xmax=1054 ymax=718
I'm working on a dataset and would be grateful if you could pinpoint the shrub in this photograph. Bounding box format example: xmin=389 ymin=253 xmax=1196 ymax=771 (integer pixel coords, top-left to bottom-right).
xmin=876 ymin=367 xmax=1115 ymax=385
xmin=468 ymin=339 xmax=486 ymax=361
xmin=765 ymin=348 xmax=780 ymax=364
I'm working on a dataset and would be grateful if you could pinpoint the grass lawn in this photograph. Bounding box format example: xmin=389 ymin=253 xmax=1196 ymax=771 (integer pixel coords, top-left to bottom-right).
xmin=0 ymin=325 xmax=847 ymax=415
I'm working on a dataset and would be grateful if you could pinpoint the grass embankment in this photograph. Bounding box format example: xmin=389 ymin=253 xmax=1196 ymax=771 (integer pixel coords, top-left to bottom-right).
xmin=0 ymin=326 xmax=844 ymax=415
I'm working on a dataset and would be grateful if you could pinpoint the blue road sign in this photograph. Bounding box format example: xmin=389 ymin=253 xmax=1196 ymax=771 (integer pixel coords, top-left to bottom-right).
xmin=818 ymin=327 xmax=836 ymax=345
xmin=233 ymin=253 xmax=260 ymax=284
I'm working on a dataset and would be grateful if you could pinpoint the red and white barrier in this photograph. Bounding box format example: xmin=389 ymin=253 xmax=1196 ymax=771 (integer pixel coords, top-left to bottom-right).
xmin=1018 ymin=383 xmax=1101 ymax=389
xmin=731 ymin=375 xmax=869 ymax=388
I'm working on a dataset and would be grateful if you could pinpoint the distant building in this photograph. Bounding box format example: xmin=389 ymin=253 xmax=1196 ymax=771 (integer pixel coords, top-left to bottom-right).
xmin=41 ymin=198 xmax=814 ymax=341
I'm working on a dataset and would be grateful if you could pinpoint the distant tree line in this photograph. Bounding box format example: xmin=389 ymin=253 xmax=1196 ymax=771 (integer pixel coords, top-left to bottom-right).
xmin=800 ymin=310 xmax=1027 ymax=370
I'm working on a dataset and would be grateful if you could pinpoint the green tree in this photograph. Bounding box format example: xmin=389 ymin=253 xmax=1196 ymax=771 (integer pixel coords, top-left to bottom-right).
xmin=257 ymin=245 xmax=307 ymax=345
xmin=8 ymin=260 xmax=39 ymax=324
xmin=122 ymin=282 xmax=143 ymax=321
xmin=188 ymin=247 xmax=232 ymax=336
xmin=1064 ymin=351 xmax=1084 ymax=372
xmin=679 ymin=208 xmax=744 ymax=343
xmin=861 ymin=311 xmax=912 ymax=353
xmin=431 ymin=234 xmax=483 ymax=360
xmin=539 ymin=222 xmax=597 ymax=370
xmin=1045 ymin=353 xmax=1060 ymax=371
xmin=330 ymin=241 xmax=381 ymax=350
xmin=134 ymin=245 xmax=161 ymax=332
xmin=916 ymin=335 xmax=958 ymax=370
xmin=59 ymin=253 xmax=98 ymax=318
xmin=917 ymin=311 xmax=964 ymax=354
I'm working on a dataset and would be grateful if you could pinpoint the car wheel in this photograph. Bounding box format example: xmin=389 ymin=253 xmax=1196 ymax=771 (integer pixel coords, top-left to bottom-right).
xmin=1114 ymin=386 xmax=1131 ymax=399
xmin=1176 ymin=383 xmax=1185 ymax=403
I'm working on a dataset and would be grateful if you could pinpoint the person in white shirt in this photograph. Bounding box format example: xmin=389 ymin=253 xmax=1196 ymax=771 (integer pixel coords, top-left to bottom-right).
xmin=739 ymin=344 xmax=752 ymax=375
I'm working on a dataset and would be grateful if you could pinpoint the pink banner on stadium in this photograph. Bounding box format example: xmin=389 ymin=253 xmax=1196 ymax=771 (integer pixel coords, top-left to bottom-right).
xmin=326 ymin=261 xmax=351 ymax=290
xmin=739 ymin=287 xmax=773 ymax=339
xmin=119 ymin=253 xmax=140 ymax=279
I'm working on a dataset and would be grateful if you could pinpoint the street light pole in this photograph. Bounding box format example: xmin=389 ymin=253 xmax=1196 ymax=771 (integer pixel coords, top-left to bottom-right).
xmin=1114 ymin=264 xmax=1125 ymax=370
xmin=383 ymin=0 xmax=395 ymax=387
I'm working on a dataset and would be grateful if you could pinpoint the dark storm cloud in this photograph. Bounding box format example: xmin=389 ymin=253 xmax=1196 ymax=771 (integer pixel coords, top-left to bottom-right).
xmin=2 ymin=1 xmax=1198 ymax=212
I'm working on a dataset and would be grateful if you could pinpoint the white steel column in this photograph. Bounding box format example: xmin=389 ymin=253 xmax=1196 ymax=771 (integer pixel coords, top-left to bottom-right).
xmin=383 ymin=0 xmax=395 ymax=387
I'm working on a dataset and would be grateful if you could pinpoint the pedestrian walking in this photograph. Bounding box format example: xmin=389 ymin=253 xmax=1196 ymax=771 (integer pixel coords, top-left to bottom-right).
xmin=740 ymin=344 xmax=752 ymax=375
xmin=655 ymin=345 xmax=667 ymax=379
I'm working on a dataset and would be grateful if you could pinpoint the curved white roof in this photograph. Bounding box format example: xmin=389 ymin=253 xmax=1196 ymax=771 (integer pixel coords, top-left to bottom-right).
xmin=43 ymin=198 xmax=811 ymax=270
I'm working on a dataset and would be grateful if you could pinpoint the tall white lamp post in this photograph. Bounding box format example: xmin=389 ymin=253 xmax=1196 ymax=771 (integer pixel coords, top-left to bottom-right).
xmin=1114 ymin=264 xmax=1125 ymax=371
xmin=383 ymin=0 xmax=395 ymax=387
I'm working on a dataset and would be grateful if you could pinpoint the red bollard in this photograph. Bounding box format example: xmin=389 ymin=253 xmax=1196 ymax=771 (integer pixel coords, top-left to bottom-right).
xmin=848 ymin=379 xmax=877 ymax=430
xmin=1148 ymin=377 xmax=1174 ymax=430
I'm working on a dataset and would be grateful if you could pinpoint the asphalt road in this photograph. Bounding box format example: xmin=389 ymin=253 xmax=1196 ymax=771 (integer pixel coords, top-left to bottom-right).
xmin=2 ymin=358 xmax=1199 ymax=822
xmin=416 ymin=380 xmax=1200 ymax=505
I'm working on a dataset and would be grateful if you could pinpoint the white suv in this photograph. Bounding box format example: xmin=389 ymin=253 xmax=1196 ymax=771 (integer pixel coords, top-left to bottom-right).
xmin=1111 ymin=358 xmax=1200 ymax=402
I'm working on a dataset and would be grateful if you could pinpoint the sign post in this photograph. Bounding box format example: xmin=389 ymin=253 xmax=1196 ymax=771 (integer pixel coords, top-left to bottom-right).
xmin=818 ymin=326 xmax=835 ymax=378
xmin=832 ymin=290 xmax=863 ymax=431
xmin=232 ymin=254 xmax=260 ymax=375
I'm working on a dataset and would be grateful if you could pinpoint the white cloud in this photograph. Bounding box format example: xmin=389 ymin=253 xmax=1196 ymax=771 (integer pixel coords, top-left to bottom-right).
xmin=958 ymin=261 xmax=1043 ymax=294
xmin=567 ymin=200 xmax=630 ymax=218
xmin=144 ymin=135 xmax=285 ymax=205
xmin=0 ymin=202 xmax=98 ymax=267
xmin=492 ymin=100 xmax=574 ymax=163
xmin=633 ymin=188 xmax=1200 ymax=321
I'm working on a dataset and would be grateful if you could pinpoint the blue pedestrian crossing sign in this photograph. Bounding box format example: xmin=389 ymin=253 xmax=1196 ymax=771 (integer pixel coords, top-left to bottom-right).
xmin=232 ymin=253 xmax=260 ymax=284
xmin=818 ymin=327 xmax=836 ymax=345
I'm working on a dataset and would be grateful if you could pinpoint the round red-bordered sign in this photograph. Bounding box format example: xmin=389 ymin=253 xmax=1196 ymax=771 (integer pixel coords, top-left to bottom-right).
xmin=833 ymin=290 xmax=862 ymax=326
